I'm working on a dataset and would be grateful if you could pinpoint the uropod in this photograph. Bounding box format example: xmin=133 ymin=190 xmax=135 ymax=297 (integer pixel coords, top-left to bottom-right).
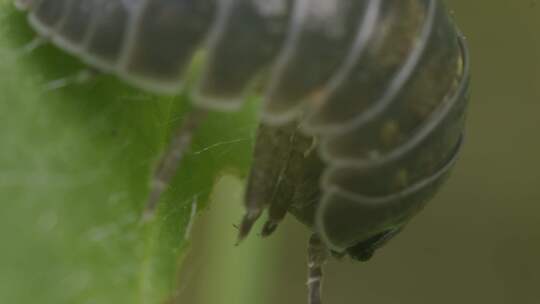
xmin=15 ymin=0 xmax=470 ymax=303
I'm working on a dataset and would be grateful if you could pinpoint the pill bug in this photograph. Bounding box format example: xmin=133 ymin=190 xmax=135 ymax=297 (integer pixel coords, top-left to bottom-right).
xmin=16 ymin=0 xmax=470 ymax=304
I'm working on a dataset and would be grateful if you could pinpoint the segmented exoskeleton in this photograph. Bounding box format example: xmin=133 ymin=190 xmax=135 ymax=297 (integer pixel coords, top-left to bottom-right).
xmin=16 ymin=0 xmax=470 ymax=303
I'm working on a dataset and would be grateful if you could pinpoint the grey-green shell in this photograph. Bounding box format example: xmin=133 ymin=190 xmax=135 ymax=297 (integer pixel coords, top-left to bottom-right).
xmin=18 ymin=0 xmax=470 ymax=253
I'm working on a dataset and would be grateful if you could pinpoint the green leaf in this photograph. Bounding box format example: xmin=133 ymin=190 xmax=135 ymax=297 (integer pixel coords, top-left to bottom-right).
xmin=0 ymin=2 xmax=259 ymax=303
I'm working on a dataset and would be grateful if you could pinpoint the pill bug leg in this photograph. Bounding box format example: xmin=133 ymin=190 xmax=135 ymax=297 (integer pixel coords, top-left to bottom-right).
xmin=18 ymin=36 xmax=47 ymax=55
xmin=307 ymin=234 xmax=328 ymax=304
xmin=142 ymin=108 xmax=209 ymax=221
xmin=42 ymin=69 xmax=95 ymax=92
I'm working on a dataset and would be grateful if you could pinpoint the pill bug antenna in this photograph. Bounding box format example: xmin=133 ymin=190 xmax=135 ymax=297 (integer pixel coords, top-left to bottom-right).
xmin=142 ymin=108 xmax=209 ymax=222
xmin=307 ymin=234 xmax=328 ymax=304
xmin=184 ymin=195 xmax=199 ymax=241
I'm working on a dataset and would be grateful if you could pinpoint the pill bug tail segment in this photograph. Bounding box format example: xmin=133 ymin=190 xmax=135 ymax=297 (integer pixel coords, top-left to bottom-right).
xmin=307 ymin=234 xmax=328 ymax=304
xmin=142 ymin=109 xmax=209 ymax=222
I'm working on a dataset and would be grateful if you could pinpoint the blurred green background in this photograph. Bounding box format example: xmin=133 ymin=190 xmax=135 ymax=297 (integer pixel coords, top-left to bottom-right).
xmin=1 ymin=1 xmax=539 ymax=304
xmin=176 ymin=1 xmax=540 ymax=304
